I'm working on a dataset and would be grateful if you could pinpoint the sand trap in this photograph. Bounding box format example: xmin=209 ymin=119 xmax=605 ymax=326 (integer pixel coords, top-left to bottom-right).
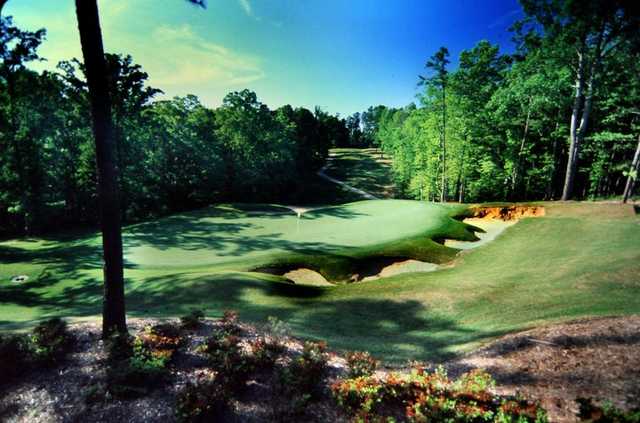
xmin=283 ymin=268 xmax=334 ymax=286
xmin=445 ymin=218 xmax=515 ymax=250
xmin=361 ymin=259 xmax=438 ymax=282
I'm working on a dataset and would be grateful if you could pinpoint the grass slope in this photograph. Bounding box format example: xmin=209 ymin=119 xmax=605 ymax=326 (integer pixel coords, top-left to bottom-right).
xmin=1 ymin=201 xmax=639 ymax=363
xmin=324 ymin=148 xmax=395 ymax=198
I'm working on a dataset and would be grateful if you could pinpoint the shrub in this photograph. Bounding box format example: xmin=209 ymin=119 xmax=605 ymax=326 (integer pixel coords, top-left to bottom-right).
xmin=332 ymin=367 xmax=548 ymax=422
xmin=202 ymin=331 xmax=252 ymax=394
xmin=270 ymin=341 xmax=330 ymax=419
xmin=176 ymin=373 xmax=233 ymax=422
xmin=180 ymin=309 xmax=205 ymax=330
xmin=31 ymin=318 xmax=74 ymax=365
xmin=0 ymin=334 xmax=30 ymax=382
xmin=249 ymin=336 xmax=285 ymax=369
xmin=265 ymin=316 xmax=290 ymax=343
xmin=345 ymin=351 xmax=379 ymax=378
xmin=105 ymin=329 xmax=174 ymax=399
xmin=220 ymin=310 xmax=240 ymax=335
xmin=138 ymin=323 xmax=183 ymax=362
xmin=577 ymin=398 xmax=640 ymax=422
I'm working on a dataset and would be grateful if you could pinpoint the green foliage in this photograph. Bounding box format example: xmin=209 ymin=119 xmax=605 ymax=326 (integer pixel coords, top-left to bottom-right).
xmin=332 ymin=367 xmax=547 ymax=422
xmin=175 ymin=373 xmax=233 ymax=422
xmin=345 ymin=350 xmax=379 ymax=378
xmin=270 ymin=340 xmax=330 ymax=419
xmin=180 ymin=309 xmax=205 ymax=330
xmin=104 ymin=326 xmax=182 ymax=399
xmin=30 ymin=317 xmax=74 ymax=366
xmin=577 ymin=398 xmax=640 ymax=423
xmin=0 ymin=16 xmax=356 ymax=236
xmin=201 ymin=331 xmax=252 ymax=393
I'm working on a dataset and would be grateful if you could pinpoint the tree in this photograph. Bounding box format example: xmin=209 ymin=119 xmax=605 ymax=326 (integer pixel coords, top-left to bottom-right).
xmin=74 ymin=0 xmax=126 ymax=336
xmin=421 ymin=47 xmax=450 ymax=202
xmin=622 ymin=135 xmax=640 ymax=203
xmin=521 ymin=0 xmax=640 ymax=200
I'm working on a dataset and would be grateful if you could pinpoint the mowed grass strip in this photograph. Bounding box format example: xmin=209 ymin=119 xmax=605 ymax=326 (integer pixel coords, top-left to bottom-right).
xmin=324 ymin=148 xmax=396 ymax=198
xmin=1 ymin=201 xmax=639 ymax=363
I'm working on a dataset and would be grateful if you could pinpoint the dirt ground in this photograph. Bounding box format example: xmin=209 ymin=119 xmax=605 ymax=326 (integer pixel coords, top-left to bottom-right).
xmin=448 ymin=316 xmax=640 ymax=422
xmin=1 ymin=316 xmax=638 ymax=422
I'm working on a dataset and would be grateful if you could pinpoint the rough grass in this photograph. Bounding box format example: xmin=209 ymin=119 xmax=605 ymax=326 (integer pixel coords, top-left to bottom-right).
xmin=1 ymin=201 xmax=639 ymax=364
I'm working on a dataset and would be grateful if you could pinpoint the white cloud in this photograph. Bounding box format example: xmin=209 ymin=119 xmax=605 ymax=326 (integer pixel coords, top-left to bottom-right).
xmin=238 ymin=0 xmax=253 ymax=16
xmin=147 ymin=24 xmax=264 ymax=87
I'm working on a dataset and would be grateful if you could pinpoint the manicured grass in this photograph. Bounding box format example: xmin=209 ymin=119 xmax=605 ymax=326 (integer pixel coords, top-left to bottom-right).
xmin=324 ymin=148 xmax=395 ymax=198
xmin=1 ymin=201 xmax=639 ymax=364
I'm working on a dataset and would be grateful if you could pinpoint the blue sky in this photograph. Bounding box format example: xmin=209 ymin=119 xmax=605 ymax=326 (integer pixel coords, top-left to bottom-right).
xmin=7 ymin=0 xmax=523 ymax=115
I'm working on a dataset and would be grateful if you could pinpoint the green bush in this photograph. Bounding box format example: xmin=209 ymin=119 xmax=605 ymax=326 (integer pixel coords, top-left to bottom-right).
xmin=577 ymin=398 xmax=640 ymax=422
xmin=332 ymin=367 xmax=547 ymax=422
xmin=202 ymin=331 xmax=252 ymax=394
xmin=271 ymin=341 xmax=330 ymax=419
xmin=180 ymin=309 xmax=205 ymax=330
xmin=249 ymin=336 xmax=285 ymax=369
xmin=175 ymin=373 xmax=233 ymax=422
xmin=31 ymin=318 xmax=74 ymax=365
xmin=105 ymin=330 xmax=174 ymax=399
xmin=345 ymin=350 xmax=379 ymax=378
xmin=220 ymin=310 xmax=241 ymax=335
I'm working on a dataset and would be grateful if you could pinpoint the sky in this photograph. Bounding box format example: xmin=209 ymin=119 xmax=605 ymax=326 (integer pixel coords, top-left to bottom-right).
xmin=6 ymin=0 xmax=524 ymax=116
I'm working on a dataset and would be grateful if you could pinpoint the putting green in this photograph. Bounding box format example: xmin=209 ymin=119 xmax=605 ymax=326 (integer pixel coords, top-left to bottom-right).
xmin=1 ymin=200 xmax=639 ymax=363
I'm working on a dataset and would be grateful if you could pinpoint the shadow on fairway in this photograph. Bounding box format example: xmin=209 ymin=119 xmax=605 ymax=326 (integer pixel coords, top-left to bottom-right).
xmin=122 ymin=273 xmax=503 ymax=361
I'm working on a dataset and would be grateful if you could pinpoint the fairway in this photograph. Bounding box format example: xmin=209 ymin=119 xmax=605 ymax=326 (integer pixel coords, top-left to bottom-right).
xmin=1 ymin=200 xmax=639 ymax=362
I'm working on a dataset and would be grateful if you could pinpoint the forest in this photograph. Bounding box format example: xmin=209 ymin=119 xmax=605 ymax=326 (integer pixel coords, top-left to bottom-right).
xmin=2 ymin=0 xmax=640 ymax=238
xmin=0 ymin=16 xmax=354 ymax=236
xmin=373 ymin=1 xmax=640 ymax=203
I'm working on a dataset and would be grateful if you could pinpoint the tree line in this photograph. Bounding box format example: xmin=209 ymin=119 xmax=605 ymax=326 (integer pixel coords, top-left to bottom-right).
xmin=370 ymin=0 xmax=640 ymax=203
xmin=0 ymin=16 xmax=359 ymax=238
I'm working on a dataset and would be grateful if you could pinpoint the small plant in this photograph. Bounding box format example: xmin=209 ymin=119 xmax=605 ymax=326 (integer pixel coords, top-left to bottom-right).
xmin=202 ymin=331 xmax=252 ymax=394
xmin=105 ymin=329 xmax=173 ymax=399
xmin=332 ymin=368 xmax=548 ymax=422
xmin=138 ymin=323 xmax=183 ymax=362
xmin=345 ymin=350 xmax=379 ymax=378
xmin=31 ymin=318 xmax=74 ymax=365
xmin=0 ymin=333 xmax=30 ymax=382
xmin=249 ymin=336 xmax=285 ymax=369
xmin=176 ymin=373 xmax=233 ymax=422
xmin=220 ymin=310 xmax=240 ymax=335
xmin=265 ymin=316 xmax=290 ymax=343
xmin=180 ymin=309 xmax=205 ymax=330
xmin=577 ymin=398 xmax=640 ymax=422
xmin=271 ymin=340 xmax=330 ymax=419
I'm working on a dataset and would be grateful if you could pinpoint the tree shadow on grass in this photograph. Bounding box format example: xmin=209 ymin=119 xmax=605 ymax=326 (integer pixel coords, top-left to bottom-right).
xmin=122 ymin=273 xmax=504 ymax=362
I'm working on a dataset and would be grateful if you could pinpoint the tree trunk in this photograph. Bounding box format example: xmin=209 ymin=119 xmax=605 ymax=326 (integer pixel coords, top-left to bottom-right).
xmin=0 ymin=0 xmax=7 ymax=16
xmin=512 ymin=98 xmax=532 ymax=199
xmin=623 ymin=134 xmax=640 ymax=203
xmin=562 ymin=42 xmax=586 ymax=201
xmin=75 ymin=0 xmax=127 ymax=336
xmin=440 ymin=85 xmax=447 ymax=202
xmin=562 ymin=26 xmax=605 ymax=200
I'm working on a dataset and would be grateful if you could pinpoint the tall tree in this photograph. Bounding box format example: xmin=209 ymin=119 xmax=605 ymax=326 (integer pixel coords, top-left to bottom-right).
xmin=622 ymin=134 xmax=640 ymax=203
xmin=73 ymin=0 xmax=206 ymax=337
xmin=421 ymin=47 xmax=450 ymax=202
xmin=521 ymin=0 xmax=640 ymax=200
xmin=74 ymin=0 xmax=126 ymax=336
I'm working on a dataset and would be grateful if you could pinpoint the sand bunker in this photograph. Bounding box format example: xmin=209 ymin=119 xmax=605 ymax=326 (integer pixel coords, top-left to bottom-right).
xmin=469 ymin=205 xmax=545 ymax=220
